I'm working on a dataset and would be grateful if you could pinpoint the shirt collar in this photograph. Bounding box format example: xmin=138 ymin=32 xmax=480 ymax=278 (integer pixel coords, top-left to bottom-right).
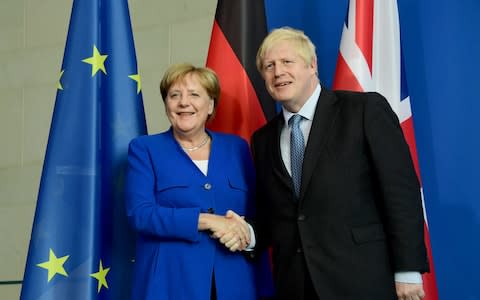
xmin=282 ymin=84 xmax=321 ymax=124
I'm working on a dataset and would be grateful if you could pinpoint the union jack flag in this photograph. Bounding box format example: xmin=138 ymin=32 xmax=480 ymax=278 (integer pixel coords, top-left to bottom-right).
xmin=333 ymin=0 xmax=439 ymax=299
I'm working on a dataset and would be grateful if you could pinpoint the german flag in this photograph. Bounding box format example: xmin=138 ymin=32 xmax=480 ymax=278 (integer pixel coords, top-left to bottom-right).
xmin=206 ymin=0 xmax=276 ymax=142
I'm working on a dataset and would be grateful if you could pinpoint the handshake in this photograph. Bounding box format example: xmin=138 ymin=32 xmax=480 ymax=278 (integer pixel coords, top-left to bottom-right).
xmin=198 ymin=210 xmax=252 ymax=252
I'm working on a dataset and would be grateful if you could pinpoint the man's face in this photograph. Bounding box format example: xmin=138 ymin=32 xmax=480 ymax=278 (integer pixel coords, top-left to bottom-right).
xmin=260 ymin=40 xmax=317 ymax=111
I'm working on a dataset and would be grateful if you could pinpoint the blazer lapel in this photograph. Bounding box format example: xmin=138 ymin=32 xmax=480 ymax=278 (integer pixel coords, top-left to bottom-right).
xmin=299 ymin=88 xmax=340 ymax=202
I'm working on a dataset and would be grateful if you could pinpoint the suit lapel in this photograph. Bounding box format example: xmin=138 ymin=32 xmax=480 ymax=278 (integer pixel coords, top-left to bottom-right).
xmin=299 ymin=88 xmax=340 ymax=202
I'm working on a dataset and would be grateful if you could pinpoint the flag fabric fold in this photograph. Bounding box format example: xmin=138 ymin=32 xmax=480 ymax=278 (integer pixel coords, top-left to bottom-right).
xmin=21 ymin=0 xmax=147 ymax=299
xmin=206 ymin=0 xmax=276 ymax=142
xmin=332 ymin=1 xmax=438 ymax=299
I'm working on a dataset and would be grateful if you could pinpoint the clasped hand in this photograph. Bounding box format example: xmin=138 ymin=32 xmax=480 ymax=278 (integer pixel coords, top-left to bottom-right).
xmin=202 ymin=210 xmax=250 ymax=252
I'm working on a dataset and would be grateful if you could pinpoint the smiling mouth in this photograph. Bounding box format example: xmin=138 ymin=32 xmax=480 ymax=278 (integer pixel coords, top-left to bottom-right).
xmin=274 ymin=82 xmax=291 ymax=87
xmin=177 ymin=112 xmax=195 ymax=116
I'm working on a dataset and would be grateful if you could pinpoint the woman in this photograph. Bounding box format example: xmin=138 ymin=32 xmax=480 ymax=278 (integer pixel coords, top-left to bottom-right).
xmin=125 ymin=63 xmax=261 ymax=299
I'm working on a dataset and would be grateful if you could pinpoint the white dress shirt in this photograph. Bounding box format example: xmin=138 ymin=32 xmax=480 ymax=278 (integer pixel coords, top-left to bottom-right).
xmin=280 ymin=84 xmax=321 ymax=175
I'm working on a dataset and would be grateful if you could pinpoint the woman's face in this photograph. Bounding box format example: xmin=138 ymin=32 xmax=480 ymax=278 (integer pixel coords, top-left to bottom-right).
xmin=165 ymin=73 xmax=214 ymax=137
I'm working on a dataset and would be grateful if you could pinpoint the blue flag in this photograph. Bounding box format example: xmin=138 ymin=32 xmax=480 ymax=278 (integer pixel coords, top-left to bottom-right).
xmin=20 ymin=0 xmax=147 ymax=299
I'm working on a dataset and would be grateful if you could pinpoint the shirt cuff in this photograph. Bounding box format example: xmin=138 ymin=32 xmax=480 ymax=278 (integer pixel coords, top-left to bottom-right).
xmin=244 ymin=223 xmax=256 ymax=251
xmin=394 ymin=271 xmax=423 ymax=284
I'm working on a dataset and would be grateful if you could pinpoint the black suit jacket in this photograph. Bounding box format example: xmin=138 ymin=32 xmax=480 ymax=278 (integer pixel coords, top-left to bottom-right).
xmin=251 ymin=87 xmax=429 ymax=300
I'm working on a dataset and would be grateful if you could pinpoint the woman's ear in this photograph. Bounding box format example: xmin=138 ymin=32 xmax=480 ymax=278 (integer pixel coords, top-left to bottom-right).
xmin=208 ymin=98 xmax=214 ymax=115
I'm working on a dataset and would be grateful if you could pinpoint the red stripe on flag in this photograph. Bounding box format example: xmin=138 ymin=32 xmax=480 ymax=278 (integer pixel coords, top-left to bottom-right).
xmin=400 ymin=117 xmax=422 ymax=186
xmin=332 ymin=54 xmax=364 ymax=91
xmin=206 ymin=21 xmax=266 ymax=142
xmin=401 ymin=118 xmax=439 ymax=300
xmin=355 ymin=0 xmax=374 ymax=74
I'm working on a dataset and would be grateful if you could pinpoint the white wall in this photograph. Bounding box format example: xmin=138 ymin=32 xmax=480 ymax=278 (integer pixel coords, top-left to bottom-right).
xmin=0 ymin=0 xmax=216 ymax=298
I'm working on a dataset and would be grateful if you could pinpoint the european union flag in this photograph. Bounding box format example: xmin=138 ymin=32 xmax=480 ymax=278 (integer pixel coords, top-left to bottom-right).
xmin=20 ymin=0 xmax=147 ymax=299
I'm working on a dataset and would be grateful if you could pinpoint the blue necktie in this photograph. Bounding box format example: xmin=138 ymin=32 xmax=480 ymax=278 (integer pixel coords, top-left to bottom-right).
xmin=289 ymin=114 xmax=305 ymax=199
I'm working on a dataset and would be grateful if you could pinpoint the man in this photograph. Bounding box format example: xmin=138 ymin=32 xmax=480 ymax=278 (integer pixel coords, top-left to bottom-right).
xmin=250 ymin=27 xmax=429 ymax=300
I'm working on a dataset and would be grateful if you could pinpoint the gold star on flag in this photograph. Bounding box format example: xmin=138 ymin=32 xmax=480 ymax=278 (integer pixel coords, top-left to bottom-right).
xmin=57 ymin=70 xmax=64 ymax=90
xmin=128 ymin=74 xmax=142 ymax=94
xmin=37 ymin=248 xmax=69 ymax=282
xmin=82 ymin=45 xmax=108 ymax=76
xmin=90 ymin=260 xmax=110 ymax=293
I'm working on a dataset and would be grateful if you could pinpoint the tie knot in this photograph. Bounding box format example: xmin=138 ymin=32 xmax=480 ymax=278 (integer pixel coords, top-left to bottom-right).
xmin=288 ymin=114 xmax=303 ymax=127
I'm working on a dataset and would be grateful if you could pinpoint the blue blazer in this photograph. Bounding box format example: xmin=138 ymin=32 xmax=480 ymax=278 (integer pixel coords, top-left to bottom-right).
xmin=125 ymin=128 xmax=259 ymax=300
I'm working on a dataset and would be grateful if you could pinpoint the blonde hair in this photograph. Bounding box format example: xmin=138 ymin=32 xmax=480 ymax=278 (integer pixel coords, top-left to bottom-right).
xmin=160 ymin=63 xmax=220 ymax=121
xmin=256 ymin=27 xmax=317 ymax=73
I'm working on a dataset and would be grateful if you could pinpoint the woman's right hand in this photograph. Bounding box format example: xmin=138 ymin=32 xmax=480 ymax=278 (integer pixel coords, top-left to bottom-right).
xmin=198 ymin=211 xmax=250 ymax=251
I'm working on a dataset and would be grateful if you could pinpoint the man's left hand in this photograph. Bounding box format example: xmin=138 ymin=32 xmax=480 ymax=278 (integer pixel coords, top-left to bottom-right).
xmin=395 ymin=282 xmax=425 ymax=300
